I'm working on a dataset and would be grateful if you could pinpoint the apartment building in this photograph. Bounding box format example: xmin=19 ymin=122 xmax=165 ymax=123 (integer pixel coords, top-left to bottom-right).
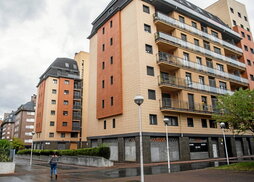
xmin=1 ymin=112 xmax=15 ymax=140
xmin=13 ymin=95 xmax=36 ymax=148
xmin=87 ymin=0 xmax=254 ymax=163
xmin=206 ymin=0 xmax=254 ymax=89
xmin=33 ymin=57 xmax=84 ymax=150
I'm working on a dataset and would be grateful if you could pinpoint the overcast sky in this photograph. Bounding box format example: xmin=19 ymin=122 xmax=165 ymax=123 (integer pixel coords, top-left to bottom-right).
xmin=0 ymin=0 xmax=253 ymax=119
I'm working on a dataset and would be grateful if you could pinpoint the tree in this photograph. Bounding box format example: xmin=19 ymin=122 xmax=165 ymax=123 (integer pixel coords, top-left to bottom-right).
xmin=11 ymin=138 xmax=25 ymax=151
xmin=212 ymin=89 xmax=254 ymax=134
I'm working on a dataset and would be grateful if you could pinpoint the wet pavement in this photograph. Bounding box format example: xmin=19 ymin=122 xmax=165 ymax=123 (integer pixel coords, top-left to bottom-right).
xmin=0 ymin=158 xmax=253 ymax=182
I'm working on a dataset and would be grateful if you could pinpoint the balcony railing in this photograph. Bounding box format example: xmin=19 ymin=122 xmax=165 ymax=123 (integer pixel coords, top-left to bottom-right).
xmin=154 ymin=12 xmax=243 ymax=54
xmin=155 ymin=32 xmax=246 ymax=69
xmin=72 ymin=126 xmax=80 ymax=131
xmin=159 ymin=74 xmax=234 ymax=95
xmin=157 ymin=52 xmax=248 ymax=84
xmin=73 ymin=105 xmax=81 ymax=110
xmin=73 ymin=114 xmax=81 ymax=120
xmin=74 ymin=95 xmax=82 ymax=99
xmin=160 ymin=98 xmax=216 ymax=114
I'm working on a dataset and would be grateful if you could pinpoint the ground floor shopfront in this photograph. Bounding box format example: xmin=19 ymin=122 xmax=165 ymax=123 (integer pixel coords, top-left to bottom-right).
xmin=88 ymin=133 xmax=254 ymax=163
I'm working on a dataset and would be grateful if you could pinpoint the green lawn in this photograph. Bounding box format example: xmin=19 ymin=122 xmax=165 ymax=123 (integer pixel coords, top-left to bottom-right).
xmin=215 ymin=162 xmax=254 ymax=171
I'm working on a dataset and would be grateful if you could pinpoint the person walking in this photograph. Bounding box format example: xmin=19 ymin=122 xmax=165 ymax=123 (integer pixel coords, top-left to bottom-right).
xmin=49 ymin=152 xmax=59 ymax=179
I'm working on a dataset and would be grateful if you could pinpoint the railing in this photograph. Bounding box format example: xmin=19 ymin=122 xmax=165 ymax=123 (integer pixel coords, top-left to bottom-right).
xmin=154 ymin=12 xmax=243 ymax=53
xmin=160 ymin=98 xmax=216 ymax=114
xmin=155 ymin=32 xmax=246 ymax=69
xmin=73 ymin=105 xmax=81 ymax=110
xmin=74 ymin=95 xmax=82 ymax=99
xmin=72 ymin=126 xmax=80 ymax=131
xmin=73 ymin=114 xmax=81 ymax=120
xmin=157 ymin=52 xmax=248 ymax=84
xmin=159 ymin=74 xmax=234 ymax=95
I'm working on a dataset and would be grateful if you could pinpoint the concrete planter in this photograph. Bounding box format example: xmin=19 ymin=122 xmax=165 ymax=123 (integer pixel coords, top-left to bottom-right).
xmin=16 ymin=155 xmax=114 ymax=167
xmin=0 ymin=162 xmax=15 ymax=174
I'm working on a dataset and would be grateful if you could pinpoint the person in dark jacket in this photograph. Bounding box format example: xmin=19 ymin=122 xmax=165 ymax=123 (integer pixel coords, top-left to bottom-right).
xmin=49 ymin=152 xmax=59 ymax=179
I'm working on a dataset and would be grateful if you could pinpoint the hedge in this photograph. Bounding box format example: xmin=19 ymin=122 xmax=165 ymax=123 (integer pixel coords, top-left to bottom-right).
xmin=17 ymin=146 xmax=110 ymax=159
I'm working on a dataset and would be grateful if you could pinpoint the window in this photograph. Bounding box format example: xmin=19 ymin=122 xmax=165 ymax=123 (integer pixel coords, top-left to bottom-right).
xmin=201 ymin=119 xmax=207 ymax=128
xmin=247 ymin=60 xmax=251 ymax=66
xmin=164 ymin=116 xmax=178 ymax=126
xmin=102 ymin=44 xmax=105 ymax=51
xmin=102 ymin=100 xmax=105 ymax=108
xmin=241 ymin=31 xmax=245 ymax=37
xmin=147 ymin=66 xmax=154 ymax=76
xmin=148 ymin=89 xmax=156 ymax=100
xmin=206 ymin=58 xmax=213 ymax=68
xmin=230 ymin=7 xmax=234 ymax=13
xmin=233 ymin=20 xmax=236 ymax=26
xmin=111 ymin=97 xmax=114 ymax=106
xmin=194 ymin=39 xmax=199 ymax=46
xmin=144 ymin=24 xmax=151 ymax=33
xmin=143 ymin=5 xmax=150 ymax=14
xmin=110 ymin=76 xmax=113 ymax=85
xmin=250 ymin=74 xmax=254 ymax=81
xmin=187 ymin=118 xmax=194 ymax=127
xmin=209 ymin=76 xmax=216 ymax=87
xmin=110 ymin=38 xmax=113 ymax=45
xmin=61 ymin=133 xmax=65 ymax=138
xmin=241 ymin=24 xmax=244 ymax=29
xmin=214 ymin=47 xmax=221 ymax=54
xmin=110 ymin=56 xmax=113 ymax=64
xmin=52 ymin=89 xmax=57 ymax=94
xmin=51 ymin=100 xmax=56 ymax=104
xmin=211 ymin=30 xmax=218 ymax=38
xmin=149 ymin=114 xmax=157 ymax=125
xmin=64 ymin=90 xmax=69 ymax=95
xmin=185 ymin=72 xmax=192 ymax=85
xmin=50 ymin=121 xmax=55 ymax=126
xmin=251 ymin=48 xmax=254 ymax=54
xmin=102 ymin=27 xmax=105 ymax=34
xmin=203 ymin=41 xmax=210 ymax=50
xmin=199 ymin=76 xmax=205 ymax=85
xmin=62 ymin=122 xmax=67 ymax=126
xmin=219 ymin=81 xmax=227 ymax=90
xmin=244 ymin=16 xmax=248 ymax=22
xmin=64 ymin=80 xmax=69 ymax=84
xmin=145 ymin=44 xmax=153 ymax=54
xmin=102 ymin=62 xmax=105 ymax=69
xmin=63 ymin=111 xmax=68 ymax=116
xmin=217 ymin=63 xmax=224 ymax=71
xmin=110 ymin=20 xmax=113 ymax=28
xmin=247 ymin=27 xmax=250 ymax=31
xmin=49 ymin=133 xmax=54 ymax=137
xmin=191 ymin=21 xmax=197 ymax=28
xmin=247 ymin=35 xmax=251 ymax=41
xmin=51 ymin=110 xmax=55 ymax=115
xmin=64 ymin=100 xmax=68 ymax=105
xmin=112 ymin=119 xmax=116 ymax=128
xmin=71 ymin=133 xmax=78 ymax=138
xmin=244 ymin=45 xmax=248 ymax=51
xmin=73 ymin=64 xmax=77 ymax=69
xmin=53 ymin=79 xmax=57 ymax=84
xmin=179 ymin=15 xmax=185 ymax=23
xmin=181 ymin=33 xmax=187 ymax=41
xmin=209 ymin=120 xmax=217 ymax=128
xmin=104 ymin=120 xmax=106 ymax=129
xmin=196 ymin=57 xmax=202 ymax=65
xmin=183 ymin=52 xmax=189 ymax=61
xmin=238 ymin=12 xmax=241 ymax=18
xmin=102 ymin=80 xmax=105 ymax=88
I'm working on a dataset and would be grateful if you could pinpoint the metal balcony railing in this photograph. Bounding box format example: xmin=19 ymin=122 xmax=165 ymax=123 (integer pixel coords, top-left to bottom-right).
xmin=154 ymin=12 xmax=243 ymax=54
xmin=72 ymin=114 xmax=81 ymax=120
xmin=74 ymin=95 xmax=81 ymax=99
xmin=155 ymin=32 xmax=246 ymax=69
xmin=73 ymin=105 xmax=81 ymax=110
xmin=157 ymin=52 xmax=248 ymax=84
xmin=159 ymin=74 xmax=234 ymax=95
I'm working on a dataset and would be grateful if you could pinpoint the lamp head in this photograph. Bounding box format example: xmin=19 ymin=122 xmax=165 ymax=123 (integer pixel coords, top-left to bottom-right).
xmin=220 ymin=122 xmax=225 ymax=129
xmin=31 ymin=131 xmax=35 ymax=135
xmin=163 ymin=118 xmax=170 ymax=126
xmin=134 ymin=96 xmax=144 ymax=106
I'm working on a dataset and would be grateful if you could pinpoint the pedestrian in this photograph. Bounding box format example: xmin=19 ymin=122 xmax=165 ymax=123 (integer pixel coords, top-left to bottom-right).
xmin=48 ymin=151 xmax=59 ymax=179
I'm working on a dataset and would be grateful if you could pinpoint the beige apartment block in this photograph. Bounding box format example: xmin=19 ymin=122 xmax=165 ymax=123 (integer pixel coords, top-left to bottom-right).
xmin=86 ymin=0 xmax=254 ymax=163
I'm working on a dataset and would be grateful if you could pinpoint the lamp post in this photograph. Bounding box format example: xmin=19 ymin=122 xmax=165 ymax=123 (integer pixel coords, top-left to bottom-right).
xmin=134 ymin=95 xmax=144 ymax=182
xmin=30 ymin=131 xmax=35 ymax=166
xmin=163 ymin=118 xmax=171 ymax=173
xmin=220 ymin=122 xmax=229 ymax=165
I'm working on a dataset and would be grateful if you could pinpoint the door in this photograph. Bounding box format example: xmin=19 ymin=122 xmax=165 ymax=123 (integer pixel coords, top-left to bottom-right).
xmin=235 ymin=139 xmax=243 ymax=157
xmin=125 ymin=138 xmax=136 ymax=161
xmin=188 ymin=94 xmax=195 ymax=110
xmin=162 ymin=93 xmax=171 ymax=107
xmin=212 ymin=144 xmax=218 ymax=158
xmin=202 ymin=96 xmax=208 ymax=111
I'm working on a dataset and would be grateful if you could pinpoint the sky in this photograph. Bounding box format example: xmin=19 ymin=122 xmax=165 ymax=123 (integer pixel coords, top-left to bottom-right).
xmin=0 ymin=0 xmax=253 ymax=119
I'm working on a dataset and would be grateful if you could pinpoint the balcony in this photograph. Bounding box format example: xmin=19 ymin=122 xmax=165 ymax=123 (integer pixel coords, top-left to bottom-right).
xmin=73 ymin=105 xmax=81 ymax=110
xmin=155 ymin=32 xmax=246 ymax=69
xmin=160 ymin=98 xmax=215 ymax=115
xmin=72 ymin=113 xmax=81 ymax=120
xmin=154 ymin=12 xmax=243 ymax=54
xmin=159 ymin=74 xmax=234 ymax=95
xmin=74 ymin=95 xmax=82 ymax=99
xmin=157 ymin=52 xmax=248 ymax=85
xmin=74 ymin=82 xmax=82 ymax=90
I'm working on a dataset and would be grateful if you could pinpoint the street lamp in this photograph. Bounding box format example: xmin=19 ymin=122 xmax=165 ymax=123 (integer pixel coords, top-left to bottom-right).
xmin=163 ymin=118 xmax=171 ymax=173
xmin=220 ymin=122 xmax=229 ymax=165
xmin=134 ymin=95 xmax=144 ymax=182
xmin=30 ymin=131 xmax=35 ymax=166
